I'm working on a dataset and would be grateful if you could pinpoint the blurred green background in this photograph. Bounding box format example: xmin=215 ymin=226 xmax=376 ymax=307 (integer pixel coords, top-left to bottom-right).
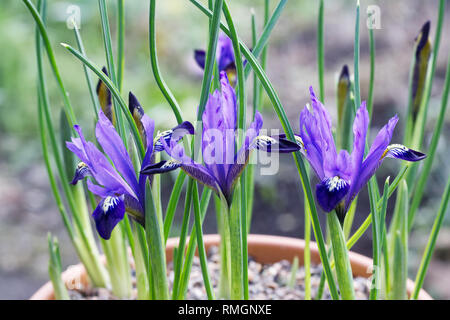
xmin=0 ymin=0 xmax=449 ymax=299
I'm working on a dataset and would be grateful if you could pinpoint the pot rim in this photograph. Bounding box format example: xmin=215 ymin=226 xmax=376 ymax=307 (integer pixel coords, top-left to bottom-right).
xmin=30 ymin=234 xmax=432 ymax=300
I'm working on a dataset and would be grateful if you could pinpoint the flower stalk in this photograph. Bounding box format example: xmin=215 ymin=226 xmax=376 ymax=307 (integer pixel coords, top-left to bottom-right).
xmin=144 ymin=181 xmax=169 ymax=300
xmin=327 ymin=210 xmax=355 ymax=300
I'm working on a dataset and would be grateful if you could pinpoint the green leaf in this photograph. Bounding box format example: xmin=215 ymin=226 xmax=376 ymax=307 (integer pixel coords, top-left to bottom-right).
xmin=388 ymin=181 xmax=409 ymax=300
xmin=48 ymin=234 xmax=70 ymax=300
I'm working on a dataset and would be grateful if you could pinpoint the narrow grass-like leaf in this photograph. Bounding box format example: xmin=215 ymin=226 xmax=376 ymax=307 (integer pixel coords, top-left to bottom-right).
xmin=149 ymin=0 xmax=183 ymax=124
xmin=48 ymin=234 xmax=70 ymax=300
xmin=411 ymin=176 xmax=450 ymax=299
xmin=406 ymin=0 xmax=446 ymax=188
xmin=403 ymin=21 xmax=431 ymax=145
xmin=144 ymin=180 xmax=169 ymax=299
xmin=38 ymin=93 xmax=74 ymax=241
xmin=163 ymin=171 xmax=187 ymax=243
xmin=328 ymin=210 xmax=355 ymax=299
xmin=222 ymin=0 xmax=248 ymax=299
xmin=317 ymin=0 xmax=324 ymax=101
xmin=192 ymin=183 xmax=215 ymax=300
xmin=411 ymin=0 xmax=445 ymax=151
xmin=177 ymin=188 xmax=212 ymax=299
xmin=60 ymin=43 xmax=145 ymax=158
xmin=172 ymin=178 xmax=193 ymax=299
xmin=353 ymin=0 xmax=361 ymax=110
xmin=34 ymin=0 xmax=108 ymax=288
xmin=23 ymin=0 xmax=77 ymax=128
xmin=117 ymin=0 xmax=125 ymax=92
xmin=98 ymin=0 xmax=126 ymax=140
xmin=72 ymin=24 xmax=100 ymax=119
xmin=132 ymin=226 xmax=151 ymax=300
xmin=368 ymin=186 xmax=380 ymax=299
xmin=346 ymin=166 xmax=408 ymax=250
xmin=379 ymin=178 xmax=390 ymax=297
xmin=408 ymin=52 xmax=450 ymax=230
xmin=287 ymin=256 xmax=299 ymax=289
xmin=367 ymin=13 xmax=375 ymax=117
xmin=388 ymin=181 xmax=408 ymax=300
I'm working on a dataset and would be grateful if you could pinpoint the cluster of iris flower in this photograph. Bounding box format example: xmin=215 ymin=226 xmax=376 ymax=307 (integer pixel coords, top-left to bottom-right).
xmin=67 ymin=35 xmax=425 ymax=240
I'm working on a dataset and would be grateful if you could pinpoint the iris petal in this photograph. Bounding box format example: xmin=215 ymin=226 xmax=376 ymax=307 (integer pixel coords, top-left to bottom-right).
xmin=141 ymin=159 xmax=182 ymax=174
xmin=382 ymin=144 xmax=426 ymax=161
xmin=153 ymin=121 xmax=194 ymax=152
xmin=92 ymin=196 xmax=125 ymax=240
xmin=345 ymin=114 xmax=398 ymax=210
xmin=217 ymin=33 xmax=235 ymax=71
xmin=96 ymin=67 xmax=114 ymax=124
xmin=96 ymin=111 xmax=139 ymax=196
xmin=194 ymin=49 xmax=206 ymax=69
xmin=70 ymin=162 xmax=92 ymax=185
xmin=251 ymin=135 xmax=300 ymax=153
xmin=66 ymin=125 xmax=135 ymax=198
xmin=123 ymin=194 xmax=144 ymax=225
xmin=155 ymin=134 xmax=221 ymax=194
xmin=316 ymin=176 xmax=350 ymax=213
xmin=128 ymin=92 xmax=147 ymax=146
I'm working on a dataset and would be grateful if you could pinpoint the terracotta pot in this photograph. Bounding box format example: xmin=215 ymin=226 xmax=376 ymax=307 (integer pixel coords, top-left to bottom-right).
xmin=30 ymin=234 xmax=432 ymax=300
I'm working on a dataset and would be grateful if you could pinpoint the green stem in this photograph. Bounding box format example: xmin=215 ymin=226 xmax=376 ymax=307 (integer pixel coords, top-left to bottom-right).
xmin=117 ymin=0 xmax=125 ymax=92
xmin=388 ymin=181 xmax=409 ymax=300
xmin=98 ymin=0 xmax=126 ymax=141
xmin=192 ymin=183 xmax=215 ymax=300
xmin=411 ymin=177 xmax=450 ymax=299
xmin=60 ymin=43 xmax=145 ymax=158
xmin=171 ymin=178 xmax=193 ymax=299
xmin=152 ymin=152 xmax=164 ymax=243
xmin=38 ymin=92 xmax=74 ymax=241
xmin=368 ymin=181 xmax=380 ymax=300
xmin=198 ymin=0 xmax=224 ymax=116
xmin=48 ymin=235 xmax=70 ymax=300
xmin=216 ymin=197 xmax=230 ymax=298
xmin=132 ymin=226 xmax=151 ymax=300
xmin=34 ymin=0 xmax=108 ymax=288
xmin=144 ymin=181 xmax=168 ymax=300
xmin=406 ymin=0 xmax=446 ymax=189
xmin=148 ymin=0 xmax=183 ymax=124
xmin=101 ymin=226 xmax=132 ymax=299
xmin=353 ymin=0 xmax=361 ymax=109
xmin=304 ymin=191 xmax=311 ymax=300
xmin=72 ymin=24 xmax=100 ymax=118
xmin=408 ymin=52 xmax=450 ymax=230
xmin=327 ymin=211 xmax=355 ymax=300
xmin=222 ymin=0 xmax=247 ymax=300
xmin=164 ymin=171 xmax=187 ymax=243
xmin=367 ymin=18 xmax=375 ymax=117
xmin=317 ymin=0 xmax=324 ymax=101
xmin=228 ymin=189 xmax=243 ymax=300
xmin=177 ymin=188 xmax=213 ymax=299
xmin=23 ymin=0 xmax=77 ymax=128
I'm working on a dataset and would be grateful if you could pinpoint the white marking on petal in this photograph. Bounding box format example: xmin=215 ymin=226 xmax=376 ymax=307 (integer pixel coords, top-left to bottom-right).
xmin=294 ymin=135 xmax=307 ymax=154
xmin=161 ymin=159 xmax=181 ymax=170
xmin=326 ymin=176 xmax=348 ymax=192
xmin=102 ymin=196 xmax=119 ymax=213
xmin=382 ymin=144 xmax=408 ymax=159
xmin=153 ymin=129 xmax=173 ymax=150
xmin=252 ymin=135 xmax=277 ymax=150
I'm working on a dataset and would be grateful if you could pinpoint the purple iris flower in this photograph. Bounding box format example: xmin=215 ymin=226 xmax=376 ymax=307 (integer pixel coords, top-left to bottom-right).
xmin=66 ymin=92 xmax=193 ymax=239
xmin=141 ymin=72 xmax=300 ymax=205
xmin=296 ymin=87 xmax=426 ymax=218
xmin=194 ymin=33 xmax=237 ymax=83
